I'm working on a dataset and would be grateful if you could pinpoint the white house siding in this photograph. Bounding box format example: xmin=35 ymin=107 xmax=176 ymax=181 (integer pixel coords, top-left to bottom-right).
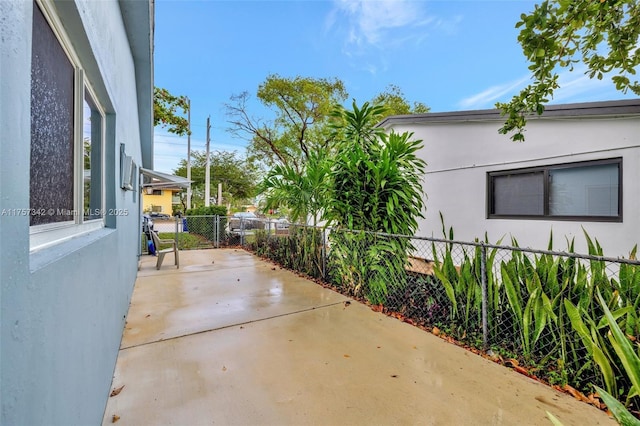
xmin=0 ymin=1 xmax=152 ymax=424
xmin=381 ymin=101 xmax=640 ymax=258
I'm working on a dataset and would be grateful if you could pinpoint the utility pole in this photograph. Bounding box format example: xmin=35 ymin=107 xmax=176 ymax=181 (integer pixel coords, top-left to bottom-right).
xmin=217 ymin=182 xmax=222 ymax=206
xmin=186 ymin=97 xmax=192 ymax=210
xmin=204 ymin=116 xmax=211 ymax=207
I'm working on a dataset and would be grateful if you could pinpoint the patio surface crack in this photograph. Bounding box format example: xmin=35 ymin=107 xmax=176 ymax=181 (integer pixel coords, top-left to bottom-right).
xmin=120 ymin=300 xmax=347 ymax=351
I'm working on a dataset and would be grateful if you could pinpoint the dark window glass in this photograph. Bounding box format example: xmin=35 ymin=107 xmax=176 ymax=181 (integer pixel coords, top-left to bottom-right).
xmin=492 ymin=172 xmax=544 ymax=215
xmin=30 ymin=4 xmax=74 ymax=225
xmin=84 ymin=91 xmax=103 ymax=220
xmin=488 ymin=159 xmax=621 ymax=221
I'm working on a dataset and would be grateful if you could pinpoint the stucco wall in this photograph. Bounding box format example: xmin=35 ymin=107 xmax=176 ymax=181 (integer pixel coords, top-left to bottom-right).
xmin=390 ymin=114 xmax=640 ymax=257
xmin=1 ymin=1 xmax=147 ymax=424
xmin=143 ymin=190 xmax=176 ymax=214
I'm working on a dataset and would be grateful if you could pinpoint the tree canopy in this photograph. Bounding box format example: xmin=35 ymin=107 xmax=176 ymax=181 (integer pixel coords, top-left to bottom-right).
xmin=226 ymin=74 xmax=348 ymax=173
xmin=226 ymin=75 xmax=430 ymax=172
xmin=173 ymin=150 xmax=258 ymax=208
xmin=370 ymin=84 xmax=431 ymax=116
xmin=497 ymin=0 xmax=640 ymax=141
xmin=154 ymin=87 xmax=190 ymax=136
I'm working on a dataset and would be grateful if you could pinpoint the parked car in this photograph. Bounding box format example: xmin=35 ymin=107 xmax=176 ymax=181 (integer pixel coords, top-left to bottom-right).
xmin=275 ymin=218 xmax=290 ymax=229
xmin=149 ymin=212 xmax=171 ymax=219
xmin=229 ymin=212 xmax=263 ymax=231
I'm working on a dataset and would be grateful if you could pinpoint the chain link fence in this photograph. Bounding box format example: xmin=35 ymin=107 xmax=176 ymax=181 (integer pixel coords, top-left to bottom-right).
xmin=142 ymin=216 xmax=640 ymax=413
xmin=143 ymin=215 xmax=290 ymax=252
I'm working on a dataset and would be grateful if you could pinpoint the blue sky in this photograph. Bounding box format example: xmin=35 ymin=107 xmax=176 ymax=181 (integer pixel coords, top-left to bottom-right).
xmin=153 ymin=0 xmax=636 ymax=173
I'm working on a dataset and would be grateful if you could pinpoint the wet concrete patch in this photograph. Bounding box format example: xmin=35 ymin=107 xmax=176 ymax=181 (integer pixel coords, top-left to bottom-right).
xmin=108 ymin=249 xmax=615 ymax=425
xmin=124 ymin=250 xmax=347 ymax=348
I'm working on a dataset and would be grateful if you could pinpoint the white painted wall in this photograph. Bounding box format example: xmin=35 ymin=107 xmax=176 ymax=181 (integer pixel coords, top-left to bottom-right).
xmin=1 ymin=1 xmax=151 ymax=424
xmin=388 ymin=113 xmax=640 ymax=257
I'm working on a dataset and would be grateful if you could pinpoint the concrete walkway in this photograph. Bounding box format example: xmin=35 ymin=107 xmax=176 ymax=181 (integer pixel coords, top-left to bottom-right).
xmin=102 ymin=249 xmax=614 ymax=425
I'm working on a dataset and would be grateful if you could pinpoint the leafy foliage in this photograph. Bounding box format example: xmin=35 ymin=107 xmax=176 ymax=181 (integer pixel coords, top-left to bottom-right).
xmin=497 ymin=0 xmax=640 ymax=141
xmin=326 ymin=101 xmax=426 ymax=234
xmin=173 ymin=150 xmax=258 ymax=209
xmin=326 ymin=101 xmax=426 ymax=304
xmin=226 ymin=75 xmax=348 ymax=172
xmin=154 ymin=87 xmax=190 ymax=136
xmin=249 ymin=226 xmax=325 ymax=279
xmin=258 ymin=149 xmax=330 ymax=226
xmin=594 ymin=290 xmax=640 ymax=426
xmin=370 ymin=84 xmax=431 ymax=116
xmin=226 ymin=75 xmax=430 ymax=171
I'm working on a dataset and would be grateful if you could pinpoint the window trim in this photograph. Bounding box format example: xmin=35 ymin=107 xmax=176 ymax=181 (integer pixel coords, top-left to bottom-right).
xmin=487 ymin=158 xmax=622 ymax=222
xmin=29 ymin=0 xmax=106 ymax=251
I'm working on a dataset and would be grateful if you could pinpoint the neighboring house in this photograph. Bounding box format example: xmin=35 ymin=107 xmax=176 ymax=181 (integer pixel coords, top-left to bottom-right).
xmin=140 ymin=169 xmax=190 ymax=215
xmin=380 ymin=99 xmax=640 ymax=257
xmin=1 ymin=1 xmax=153 ymax=424
xmin=142 ymin=187 xmax=181 ymax=215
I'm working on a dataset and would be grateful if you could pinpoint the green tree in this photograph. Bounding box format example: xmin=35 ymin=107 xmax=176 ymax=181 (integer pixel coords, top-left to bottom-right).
xmin=497 ymin=0 xmax=640 ymax=141
xmin=226 ymin=74 xmax=348 ymax=173
xmin=327 ymin=101 xmax=426 ymax=234
xmin=173 ymin=150 xmax=258 ymax=208
xmin=370 ymin=84 xmax=430 ymax=116
xmin=326 ymin=101 xmax=427 ymax=304
xmin=154 ymin=87 xmax=190 ymax=136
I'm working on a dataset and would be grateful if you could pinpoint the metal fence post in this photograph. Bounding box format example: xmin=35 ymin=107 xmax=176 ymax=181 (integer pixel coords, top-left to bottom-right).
xmin=217 ymin=215 xmax=222 ymax=248
xmin=175 ymin=216 xmax=179 ymax=249
xmin=480 ymin=243 xmax=488 ymax=350
xmin=321 ymin=228 xmax=327 ymax=280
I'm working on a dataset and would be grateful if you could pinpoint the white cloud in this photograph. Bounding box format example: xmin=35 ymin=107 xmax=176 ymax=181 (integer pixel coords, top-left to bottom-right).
xmin=457 ymin=65 xmax=637 ymax=111
xmin=550 ymin=65 xmax=626 ymax=103
xmin=326 ymin=0 xmax=459 ymax=76
xmin=457 ymin=76 xmax=531 ymax=110
xmin=328 ymin=0 xmax=443 ymax=51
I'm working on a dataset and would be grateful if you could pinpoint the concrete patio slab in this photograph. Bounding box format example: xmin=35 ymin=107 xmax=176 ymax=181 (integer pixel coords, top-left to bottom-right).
xmin=104 ymin=249 xmax=615 ymax=425
xmin=125 ymin=249 xmax=347 ymax=348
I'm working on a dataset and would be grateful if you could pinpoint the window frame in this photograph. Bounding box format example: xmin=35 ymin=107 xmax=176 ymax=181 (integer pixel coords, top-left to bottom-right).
xmin=487 ymin=158 xmax=622 ymax=222
xmin=29 ymin=0 xmax=106 ymax=251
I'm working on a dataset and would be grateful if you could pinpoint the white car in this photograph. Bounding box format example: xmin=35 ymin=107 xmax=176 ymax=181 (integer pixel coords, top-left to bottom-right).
xmin=229 ymin=212 xmax=261 ymax=231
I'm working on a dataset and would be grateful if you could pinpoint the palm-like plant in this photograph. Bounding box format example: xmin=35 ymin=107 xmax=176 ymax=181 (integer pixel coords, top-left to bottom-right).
xmin=258 ymin=148 xmax=330 ymax=226
xmin=326 ymin=101 xmax=427 ymax=303
xmin=326 ymin=100 xmax=425 ymax=234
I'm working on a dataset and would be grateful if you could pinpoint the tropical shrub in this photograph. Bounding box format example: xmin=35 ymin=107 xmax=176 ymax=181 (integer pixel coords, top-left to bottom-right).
xmin=325 ymin=101 xmax=426 ymax=304
xmin=249 ymin=225 xmax=324 ymax=279
xmin=258 ymin=149 xmax=330 ymax=226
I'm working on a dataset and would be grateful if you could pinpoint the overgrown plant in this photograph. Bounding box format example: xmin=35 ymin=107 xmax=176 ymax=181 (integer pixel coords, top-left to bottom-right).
xmin=593 ymin=291 xmax=640 ymax=425
xmin=258 ymin=149 xmax=330 ymax=226
xmin=428 ymin=218 xmax=640 ymax=407
xmin=325 ymin=101 xmax=426 ymax=304
xmin=250 ymin=225 xmax=324 ymax=279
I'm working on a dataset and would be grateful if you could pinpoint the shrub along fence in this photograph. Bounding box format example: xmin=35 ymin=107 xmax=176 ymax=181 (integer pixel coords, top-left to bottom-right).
xmin=246 ymin=224 xmax=640 ymax=417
